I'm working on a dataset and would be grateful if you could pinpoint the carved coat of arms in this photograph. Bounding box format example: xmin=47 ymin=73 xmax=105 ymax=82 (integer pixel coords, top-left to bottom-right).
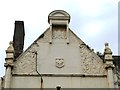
xmin=55 ymin=58 xmax=64 ymax=68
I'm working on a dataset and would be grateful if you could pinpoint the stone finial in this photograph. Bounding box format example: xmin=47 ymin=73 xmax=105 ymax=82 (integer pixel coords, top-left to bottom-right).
xmin=6 ymin=41 xmax=14 ymax=53
xmin=104 ymin=43 xmax=112 ymax=54
xmin=104 ymin=43 xmax=114 ymax=69
xmin=4 ymin=41 xmax=14 ymax=67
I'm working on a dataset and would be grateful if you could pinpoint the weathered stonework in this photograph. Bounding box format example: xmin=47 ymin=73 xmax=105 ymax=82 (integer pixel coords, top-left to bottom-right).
xmin=37 ymin=28 xmax=50 ymax=43
xmin=69 ymin=30 xmax=82 ymax=44
xmin=52 ymin=28 xmax=66 ymax=39
xmin=12 ymin=46 xmax=37 ymax=74
xmin=2 ymin=10 xmax=116 ymax=88
xmin=80 ymin=45 xmax=106 ymax=74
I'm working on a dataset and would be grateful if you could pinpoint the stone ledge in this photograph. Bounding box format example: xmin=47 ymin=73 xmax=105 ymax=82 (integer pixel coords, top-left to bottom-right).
xmin=12 ymin=73 xmax=107 ymax=77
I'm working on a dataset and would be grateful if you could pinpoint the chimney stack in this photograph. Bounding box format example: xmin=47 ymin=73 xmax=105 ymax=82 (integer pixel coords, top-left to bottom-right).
xmin=13 ymin=21 xmax=25 ymax=59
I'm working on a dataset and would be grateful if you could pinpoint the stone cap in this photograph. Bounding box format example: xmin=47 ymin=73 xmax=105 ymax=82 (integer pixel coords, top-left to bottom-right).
xmin=48 ymin=10 xmax=70 ymax=24
xmin=6 ymin=41 xmax=14 ymax=53
xmin=104 ymin=43 xmax=112 ymax=54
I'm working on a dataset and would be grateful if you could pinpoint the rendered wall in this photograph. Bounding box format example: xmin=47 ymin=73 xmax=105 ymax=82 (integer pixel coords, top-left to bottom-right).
xmin=11 ymin=76 xmax=108 ymax=88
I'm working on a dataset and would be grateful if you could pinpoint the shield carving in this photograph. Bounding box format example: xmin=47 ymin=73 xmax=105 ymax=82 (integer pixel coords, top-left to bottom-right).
xmin=55 ymin=58 xmax=64 ymax=68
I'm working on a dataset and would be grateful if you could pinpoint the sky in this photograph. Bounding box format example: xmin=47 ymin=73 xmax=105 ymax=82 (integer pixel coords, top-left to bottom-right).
xmin=0 ymin=0 xmax=119 ymax=77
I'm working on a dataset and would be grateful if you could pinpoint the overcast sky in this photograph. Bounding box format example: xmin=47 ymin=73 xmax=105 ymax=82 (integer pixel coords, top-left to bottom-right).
xmin=0 ymin=0 xmax=119 ymax=77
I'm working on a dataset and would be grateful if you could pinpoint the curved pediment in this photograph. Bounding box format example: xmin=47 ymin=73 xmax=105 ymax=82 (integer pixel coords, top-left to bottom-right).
xmin=48 ymin=10 xmax=70 ymax=23
xmin=49 ymin=10 xmax=70 ymax=17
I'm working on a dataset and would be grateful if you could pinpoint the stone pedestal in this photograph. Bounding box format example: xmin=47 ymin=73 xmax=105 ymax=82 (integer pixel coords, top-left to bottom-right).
xmin=4 ymin=41 xmax=14 ymax=88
